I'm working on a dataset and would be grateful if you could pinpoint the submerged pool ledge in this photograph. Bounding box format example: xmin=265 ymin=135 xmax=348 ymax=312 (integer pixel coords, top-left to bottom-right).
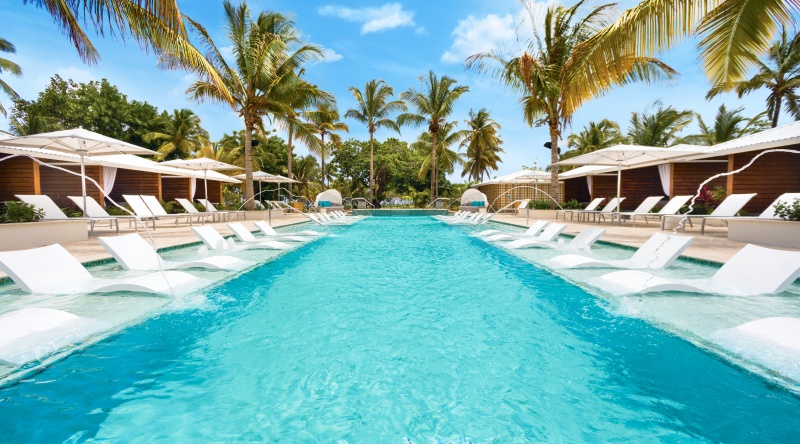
xmin=352 ymin=209 xmax=449 ymax=216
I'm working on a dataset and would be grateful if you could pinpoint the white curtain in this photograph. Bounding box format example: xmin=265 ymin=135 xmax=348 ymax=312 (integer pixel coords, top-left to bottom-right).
xmin=657 ymin=164 xmax=671 ymax=196
xmin=190 ymin=177 xmax=197 ymax=199
xmin=586 ymin=175 xmax=593 ymax=196
xmin=102 ymin=167 xmax=117 ymax=196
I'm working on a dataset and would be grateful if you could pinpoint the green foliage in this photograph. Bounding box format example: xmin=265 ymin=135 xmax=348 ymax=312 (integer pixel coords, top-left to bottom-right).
xmin=774 ymin=198 xmax=800 ymax=221
xmin=105 ymin=205 xmax=132 ymax=216
xmin=161 ymin=200 xmax=184 ymax=214
xmin=530 ymin=199 xmax=554 ymax=210
xmin=1 ymin=201 xmax=44 ymax=223
xmin=626 ymin=100 xmax=693 ymax=147
xmin=560 ymin=199 xmax=583 ymax=210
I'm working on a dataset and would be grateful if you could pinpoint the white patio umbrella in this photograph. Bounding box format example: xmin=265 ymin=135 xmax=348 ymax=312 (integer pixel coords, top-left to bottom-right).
xmin=556 ymin=145 xmax=701 ymax=213
xmin=161 ymin=158 xmax=243 ymax=200
xmin=232 ymin=171 xmax=299 ymax=200
xmin=1 ymin=127 xmax=157 ymax=213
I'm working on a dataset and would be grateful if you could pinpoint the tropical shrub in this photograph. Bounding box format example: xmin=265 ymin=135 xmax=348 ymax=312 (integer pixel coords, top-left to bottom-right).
xmin=105 ymin=205 xmax=132 ymax=216
xmin=686 ymin=185 xmax=722 ymax=214
xmin=774 ymin=198 xmax=800 ymax=221
xmin=560 ymin=199 xmax=582 ymax=210
xmin=530 ymin=199 xmax=554 ymax=210
xmin=1 ymin=201 xmax=44 ymax=223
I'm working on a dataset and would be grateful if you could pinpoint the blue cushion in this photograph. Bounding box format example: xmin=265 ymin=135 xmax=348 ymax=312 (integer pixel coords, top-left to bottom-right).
xmin=471 ymin=201 xmax=484 ymax=207
xmin=319 ymin=200 xmax=331 ymax=207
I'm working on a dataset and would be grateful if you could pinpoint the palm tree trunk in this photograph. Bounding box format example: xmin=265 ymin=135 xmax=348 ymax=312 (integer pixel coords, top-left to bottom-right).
xmin=549 ymin=123 xmax=561 ymax=208
xmin=431 ymin=131 xmax=438 ymax=202
xmin=772 ymin=95 xmax=782 ymax=128
xmin=321 ymin=134 xmax=326 ymax=190
xmin=243 ymin=123 xmax=256 ymax=210
xmin=287 ymin=126 xmax=294 ymax=197
xmin=369 ymin=131 xmax=374 ymax=203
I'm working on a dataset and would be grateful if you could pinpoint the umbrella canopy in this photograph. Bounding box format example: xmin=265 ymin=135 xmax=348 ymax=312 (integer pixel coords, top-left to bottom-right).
xmin=474 ymin=169 xmax=551 ymax=186
xmin=555 ymin=145 xmax=701 ymax=214
xmin=232 ymin=171 xmax=299 ymax=201
xmin=1 ymin=127 xmax=157 ymax=212
xmin=162 ymin=158 xmax=243 ymax=200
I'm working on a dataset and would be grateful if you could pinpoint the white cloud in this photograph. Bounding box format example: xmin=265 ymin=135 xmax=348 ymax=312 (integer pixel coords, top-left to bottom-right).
xmin=319 ymin=47 xmax=344 ymax=63
xmin=318 ymin=3 xmax=415 ymax=34
xmin=415 ymin=26 xmax=426 ymax=35
xmin=55 ymin=66 xmax=95 ymax=83
xmin=441 ymin=14 xmax=516 ymax=64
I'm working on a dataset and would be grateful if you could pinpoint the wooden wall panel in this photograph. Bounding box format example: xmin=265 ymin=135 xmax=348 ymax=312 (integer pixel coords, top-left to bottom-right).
xmin=672 ymin=160 xmax=728 ymax=199
xmin=161 ymin=177 xmax=192 ymax=202
xmin=201 ymin=180 xmax=223 ymax=204
xmin=39 ymin=164 xmax=103 ymax=208
xmin=730 ymin=148 xmax=800 ymax=214
xmin=563 ymin=177 xmax=591 ymax=204
xmin=108 ymin=169 xmax=161 ymax=203
xmin=590 ymin=167 xmax=664 ymax=211
xmin=0 ymin=155 xmax=38 ymax=201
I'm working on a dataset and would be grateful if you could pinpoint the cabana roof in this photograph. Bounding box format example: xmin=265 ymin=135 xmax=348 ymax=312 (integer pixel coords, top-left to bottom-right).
xmin=691 ymin=120 xmax=800 ymax=156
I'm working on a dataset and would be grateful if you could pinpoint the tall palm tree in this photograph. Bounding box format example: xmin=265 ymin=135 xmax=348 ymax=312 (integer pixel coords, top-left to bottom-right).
xmin=684 ymin=105 xmax=769 ymax=145
xmin=460 ymin=108 xmax=504 ymax=182
xmin=345 ymin=79 xmax=406 ymax=201
xmin=412 ymin=121 xmax=467 ymax=182
xmin=307 ymin=103 xmax=349 ymax=188
xmin=467 ymin=0 xmax=676 ymax=204
xmin=560 ymin=119 xmax=623 ymax=171
xmin=214 ymin=130 xmax=278 ymax=170
xmin=178 ymin=1 xmax=323 ymax=209
xmin=707 ymin=29 xmax=800 ymax=127
xmin=197 ymin=141 xmax=242 ymax=165
xmin=399 ymin=71 xmax=469 ymax=201
xmin=144 ymin=109 xmax=209 ymax=160
xmin=292 ymin=154 xmax=320 ymax=199
xmin=0 ymin=37 xmax=22 ymax=118
xmin=626 ymin=101 xmax=694 ymax=146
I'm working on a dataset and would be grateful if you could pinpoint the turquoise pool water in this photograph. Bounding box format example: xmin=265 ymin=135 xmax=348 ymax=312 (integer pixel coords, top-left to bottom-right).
xmin=2 ymin=217 xmax=800 ymax=442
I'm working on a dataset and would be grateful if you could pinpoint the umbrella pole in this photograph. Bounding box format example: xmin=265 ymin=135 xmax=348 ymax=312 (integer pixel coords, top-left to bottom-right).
xmin=204 ymin=169 xmax=209 ymax=201
xmin=616 ymin=162 xmax=622 ymax=225
xmin=80 ymin=149 xmax=88 ymax=216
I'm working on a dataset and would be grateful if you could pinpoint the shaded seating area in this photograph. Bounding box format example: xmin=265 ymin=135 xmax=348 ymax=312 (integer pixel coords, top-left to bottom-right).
xmin=458 ymin=188 xmax=488 ymax=213
xmin=314 ymin=189 xmax=345 ymax=213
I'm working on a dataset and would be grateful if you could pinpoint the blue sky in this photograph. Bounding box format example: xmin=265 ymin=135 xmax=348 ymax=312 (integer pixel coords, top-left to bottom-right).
xmin=0 ymin=0 xmax=779 ymax=180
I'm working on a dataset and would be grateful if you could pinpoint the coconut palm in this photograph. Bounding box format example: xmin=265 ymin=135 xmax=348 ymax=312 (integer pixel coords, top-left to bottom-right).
xmin=307 ymin=103 xmax=349 ymax=188
xmin=144 ymin=109 xmax=209 ymax=160
xmin=460 ymin=108 xmax=504 ymax=182
xmin=626 ymin=101 xmax=694 ymax=147
xmin=560 ymin=119 xmax=623 ymax=171
xmin=197 ymin=141 xmax=242 ymax=165
xmin=177 ymin=1 xmax=324 ymax=209
xmin=292 ymin=154 xmax=320 ymax=199
xmin=0 ymin=37 xmax=22 ymax=118
xmin=411 ymin=121 xmax=467 ymax=182
xmin=683 ymin=105 xmax=769 ymax=145
xmin=707 ymin=29 xmax=800 ymax=127
xmin=466 ymin=0 xmax=676 ymax=204
xmin=345 ymin=79 xmax=406 ymax=201
xmin=399 ymin=71 xmax=469 ymax=201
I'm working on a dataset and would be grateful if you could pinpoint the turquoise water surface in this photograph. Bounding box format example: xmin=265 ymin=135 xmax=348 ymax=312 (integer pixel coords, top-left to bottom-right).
xmin=2 ymin=217 xmax=800 ymax=442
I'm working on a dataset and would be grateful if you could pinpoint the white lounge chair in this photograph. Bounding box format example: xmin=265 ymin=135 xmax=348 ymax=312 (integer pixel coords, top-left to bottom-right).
xmin=192 ymin=225 xmax=290 ymax=251
xmin=497 ymin=199 xmax=530 ymax=214
xmin=732 ymin=317 xmax=800 ymax=351
xmin=318 ymin=212 xmax=354 ymax=224
xmin=475 ymin=220 xmax=548 ymax=238
xmin=661 ymin=193 xmax=757 ymax=234
xmin=99 ymin=233 xmax=252 ymax=272
xmin=448 ymin=212 xmax=491 ymax=225
xmin=542 ymin=232 xmax=694 ymax=269
xmin=607 ymin=196 xmax=663 ymax=224
xmin=227 ymin=222 xmax=309 ymax=246
xmin=508 ymin=227 xmax=605 ymax=250
xmin=580 ymin=197 xmax=626 ymax=222
xmin=494 ymin=223 xmax=566 ymax=245
xmin=482 ymin=220 xmax=550 ymax=242
xmin=0 ymin=244 xmax=207 ymax=295
xmin=442 ymin=211 xmax=481 ymax=224
xmin=0 ymin=307 xmax=109 ymax=365
xmin=175 ymin=198 xmax=217 ymax=224
xmin=140 ymin=195 xmax=193 ymax=226
xmin=66 ymin=195 xmax=141 ymax=234
xmin=586 ymin=244 xmax=800 ymax=296
xmin=435 ymin=211 xmax=469 ymax=221
xmin=726 ymin=193 xmax=800 ymax=220
xmin=619 ymin=195 xmax=693 ymax=227
xmin=197 ymin=198 xmax=243 ymax=221
xmin=556 ymin=197 xmax=604 ymax=221
xmin=122 ymin=195 xmax=185 ymax=229
xmin=16 ymin=194 xmax=126 ymax=234
xmin=252 ymin=220 xmax=318 ymax=240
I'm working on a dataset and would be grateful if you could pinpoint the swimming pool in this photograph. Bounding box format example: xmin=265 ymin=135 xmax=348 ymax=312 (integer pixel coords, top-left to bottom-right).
xmin=2 ymin=217 xmax=800 ymax=442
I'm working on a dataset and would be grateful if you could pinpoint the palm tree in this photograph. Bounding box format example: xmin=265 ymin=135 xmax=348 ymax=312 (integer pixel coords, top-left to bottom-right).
xmin=179 ymin=1 xmax=323 ymax=209
xmin=292 ymin=154 xmax=320 ymax=199
xmin=460 ymin=108 xmax=504 ymax=182
xmin=144 ymin=109 xmax=209 ymax=160
xmin=399 ymin=71 xmax=469 ymax=201
xmin=626 ymin=101 xmax=694 ymax=147
xmin=345 ymin=79 xmax=406 ymax=201
xmin=683 ymin=105 xmax=769 ymax=145
xmin=0 ymin=37 xmax=22 ymax=118
xmin=560 ymin=119 xmax=623 ymax=171
xmin=707 ymin=29 xmax=800 ymax=127
xmin=412 ymin=121 xmax=467 ymax=182
xmin=197 ymin=141 xmax=242 ymax=165
xmin=307 ymin=103 xmax=349 ymax=188
xmin=467 ymin=0 xmax=676 ymax=204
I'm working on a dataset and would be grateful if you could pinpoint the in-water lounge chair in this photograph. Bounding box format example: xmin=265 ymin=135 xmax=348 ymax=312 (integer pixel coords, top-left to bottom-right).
xmin=508 ymin=227 xmax=606 ymax=250
xmin=661 ymin=193 xmax=757 ymax=234
xmin=607 ymin=196 xmax=663 ymax=225
xmin=99 ymin=233 xmax=252 ymax=271
xmin=0 ymin=244 xmax=207 ymax=295
xmin=476 ymin=220 xmax=548 ymax=238
xmin=252 ymin=221 xmax=316 ymax=241
xmin=556 ymin=197 xmax=604 ymax=221
xmin=730 ymin=317 xmax=800 ymax=352
xmin=192 ymin=225 xmax=290 ymax=251
xmin=492 ymin=222 xmax=566 ymax=244
xmin=586 ymin=244 xmax=800 ymax=296
xmin=16 ymin=194 xmax=125 ymax=234
xmin=227 ymin=222 xmax=309 ymax=245
xmin=175 ymin=198 xmax=217 ymax=224
xmin=67 ymin=195 xmax=140 ymax=233
xmin=542 ymin=232 xmax=693 ymax=269
xmin=483 ymin=220 xmax=552 ymax=242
